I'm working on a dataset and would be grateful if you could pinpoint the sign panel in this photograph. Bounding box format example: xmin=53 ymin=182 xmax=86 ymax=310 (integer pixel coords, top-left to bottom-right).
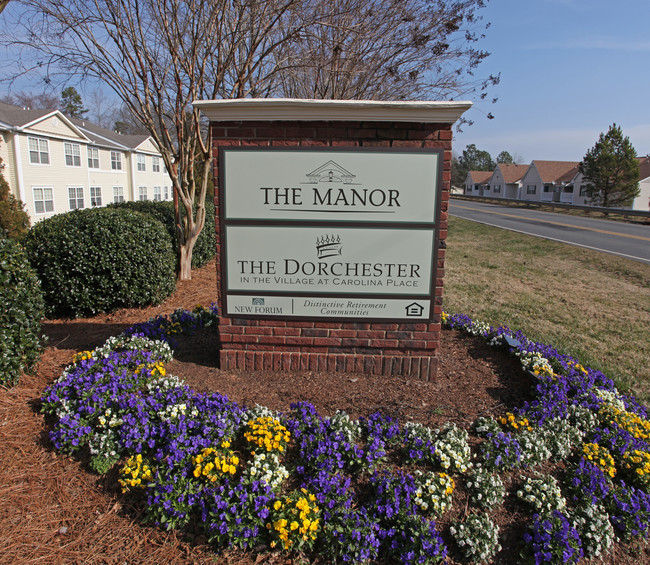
xmin=220 ymin=147 xmax=442 ymax=321
xmin=227 ymin=296 xmax=431 ymax=320
xmin=225 ymin=226 xmax=433 ymax=295
xmin=224 ymin=149 xmax=439 ymax=224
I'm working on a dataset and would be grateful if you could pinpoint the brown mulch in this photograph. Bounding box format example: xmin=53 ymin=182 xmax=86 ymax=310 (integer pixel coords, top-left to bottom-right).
xmin=1 ymin=259 xmax=648 ymax=564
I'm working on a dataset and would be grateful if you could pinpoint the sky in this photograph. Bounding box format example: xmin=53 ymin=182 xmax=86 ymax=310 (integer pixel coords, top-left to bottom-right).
xmin=453 ymin=0 xmax=650 ymax=163
xmin=1 ymin=0 xmax=648 ymax=165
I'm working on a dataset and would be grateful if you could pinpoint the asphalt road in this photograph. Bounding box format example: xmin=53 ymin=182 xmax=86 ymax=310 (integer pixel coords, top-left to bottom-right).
xmin=448 ymin=199 xmax=650 ymax=265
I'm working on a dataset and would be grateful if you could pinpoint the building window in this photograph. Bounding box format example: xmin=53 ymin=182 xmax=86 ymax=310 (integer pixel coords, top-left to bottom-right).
xmin=33 ymin=187 xmax=54 ymax=214
xmin=64 ymin=143 xmax=82 ymax=167
xmin=138 ymin=186 xmax=147 ymax=201
xmin=113 ymin=186 xmax=124 ymax=203
xmin=137 ymin=154 xmax=146 ymax=171
xmin=152 ymin=156 xmax=160 ymax=172
xmin=164 ymin=186 xmax=170 ymax=200
xmin=88 ymin=147 xmax=100 ymax=169
xmin=68 ymin=186 xmax=84 ymax=210
xmin=153 ymin=186 xmax=162 ymax=201
xmin=90 ymin=186 xmax=102 ymax=207
xmin=493 ymin=185 xmax=501 ymax=193
xmin=579 ymin=185 xmax=587 ymax=196
xmin=527 ymin=185 xmax=537 ymax=195
xmin=543 ymin=184 xmax=553 ymax=193
xmin=111 ymin=151 xmax=122 ymax=170
xmin=28 ymin=137 xmax=50 ymax=164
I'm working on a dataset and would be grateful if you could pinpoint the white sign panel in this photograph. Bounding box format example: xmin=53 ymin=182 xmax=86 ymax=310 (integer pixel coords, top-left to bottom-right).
xmin=224 ymin=149 xmax=440 ymax=224
xmin=225 ymin=226 xmax=433 ymax=295
xmin=220 ymin=147 xmax=441 ymax=321
xmin=227 ymin=296 xmax=431 ymax=320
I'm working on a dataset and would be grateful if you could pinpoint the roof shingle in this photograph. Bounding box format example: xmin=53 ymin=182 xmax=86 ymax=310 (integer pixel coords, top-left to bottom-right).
xmin=0 ymin=101 xmax=152 ymax=151
xmin=498 ymin=164 xmax=529 ymax=183
xmin=467 ymin=170 xmax=492 ymax=184
xmin=532 ymin=160 xmax=580 ymax=183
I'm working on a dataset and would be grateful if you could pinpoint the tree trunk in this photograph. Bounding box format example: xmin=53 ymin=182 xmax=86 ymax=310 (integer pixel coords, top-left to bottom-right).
xmin=179 ymin=241 xmax=193 ymax=281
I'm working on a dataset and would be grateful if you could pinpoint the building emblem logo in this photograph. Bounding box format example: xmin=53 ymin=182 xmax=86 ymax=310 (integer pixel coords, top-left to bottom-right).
xmin=316 ymin=234 xmax=342 ymax=259
xmin=305 ymin=161 xmax=357 ymax=184
xmin=252 ymin=297 xmax=265 ymax=305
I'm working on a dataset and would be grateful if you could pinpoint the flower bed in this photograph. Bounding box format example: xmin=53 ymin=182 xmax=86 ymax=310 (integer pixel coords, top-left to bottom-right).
xmin=41 ymin=307 xmax=650 ymax=564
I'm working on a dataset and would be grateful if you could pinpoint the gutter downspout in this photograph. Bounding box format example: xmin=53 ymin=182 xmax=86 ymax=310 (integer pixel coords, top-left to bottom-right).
xmin=11 ymin=129 xmax=28 ymax=205
xmin=129 ymin=150 xmax=136 ymax=201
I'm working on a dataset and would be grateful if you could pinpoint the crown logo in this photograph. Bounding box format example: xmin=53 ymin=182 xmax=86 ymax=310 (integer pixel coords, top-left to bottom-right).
xmin=316 ymin=234 xmax=342 ymax=259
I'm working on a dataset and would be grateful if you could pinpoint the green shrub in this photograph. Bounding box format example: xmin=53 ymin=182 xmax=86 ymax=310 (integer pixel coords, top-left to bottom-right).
xmin=0 ymin=237 xmax=45 ymax=386
xmin=0 ymin=161 xmax=30 ymax=241
xmin=25 ymin=208 xmax=176 ymax=318
xmin=108 ymin=199 xmax=216 ymax=268
xmin=188 ymin=199 xmax=217 ymax=268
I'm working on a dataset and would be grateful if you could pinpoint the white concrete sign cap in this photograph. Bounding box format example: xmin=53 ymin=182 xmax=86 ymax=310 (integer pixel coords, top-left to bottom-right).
xmin=194 ymin=98 xmax=472 ymax=123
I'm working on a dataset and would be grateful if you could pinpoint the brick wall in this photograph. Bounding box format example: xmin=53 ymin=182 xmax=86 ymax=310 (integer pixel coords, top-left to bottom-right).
xmin=211 ymin=120 xmax=451 ymax=381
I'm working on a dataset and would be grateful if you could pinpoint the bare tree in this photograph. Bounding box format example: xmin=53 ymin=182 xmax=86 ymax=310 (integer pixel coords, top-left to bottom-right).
xmin=1 ymin=90 xmax=59 ymax=110
xmin=3 ymin=0 xmax=308 ymax=279
xmin=270 ymin=0 xmax=497 ymax=103
xmin=0 ymin=1 xmax=10 ymax=15
xmin=3 ymin=87 xmax=120 ymax=127
xmin=2 ymin=0 xmax=496 ymax=279
xmin=110 ymin=102 xmax=149 ymax=135
xmin=86 ymin=89 xmax=119 ymax=128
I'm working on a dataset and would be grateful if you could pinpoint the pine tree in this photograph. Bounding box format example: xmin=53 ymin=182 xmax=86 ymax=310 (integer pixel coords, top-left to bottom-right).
xmin=60 ymin=86 xmax=88 ymax=119
xmin=451 ymin=144 xmax=495 ymax=187
xmin=496 ymin=151 xmax=514 ymax=165
xmin=579 ymin=124 xmax=640 ymax=208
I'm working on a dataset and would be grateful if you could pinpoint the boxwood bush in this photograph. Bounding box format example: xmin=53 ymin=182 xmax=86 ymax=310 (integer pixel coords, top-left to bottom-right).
xmin=25 ymin=208 xmax=176 ymax=318
xmin=0 ymin=236 xmax=45 ymax=386
xmin=108 ymin=200 xmax=216 ymax=268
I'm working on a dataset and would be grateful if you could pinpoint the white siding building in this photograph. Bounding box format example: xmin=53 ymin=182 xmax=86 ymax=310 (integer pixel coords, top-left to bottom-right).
xmin=457 ymin=155 xmax=649 ymax=211
xmin=486 ymin=164 xmax=529 ymax=200
xmin=571 ymin=156 xmax=650 ymax=210
xmin=638 ymin=156 xmax=650 ymax=211
xmin=464 ymin=170 xmax=492 ymax=196
xmin=0 ymin=101 xmax=173 ymax=223
xmin=518 ymin=160 xmax=580 ymax=203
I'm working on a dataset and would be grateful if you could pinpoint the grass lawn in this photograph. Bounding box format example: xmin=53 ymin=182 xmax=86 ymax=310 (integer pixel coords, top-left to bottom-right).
xmin=443 ymin=216 xmax=650 ymax=403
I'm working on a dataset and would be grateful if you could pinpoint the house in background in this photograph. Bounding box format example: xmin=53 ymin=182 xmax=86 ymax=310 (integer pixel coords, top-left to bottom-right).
xmin=457 ymin=155 xmax=650 ymax=211
xmin=0 ymin=101 xmax=172 ymax=223
xmin=486 ymin=163 xmax=529 ymax=199
xmin=637 ymin=156 xmax=650 ymax=211
xmin=464 ymin=170 xmax=492 ymax=196
xmin=567 ymin=155 xmax=650 ymax=210
xmin=518 ymin=160 xmax=580 ymax=203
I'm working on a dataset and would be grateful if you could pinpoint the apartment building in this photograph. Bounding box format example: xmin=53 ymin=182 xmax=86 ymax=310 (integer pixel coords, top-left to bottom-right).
xmin=0 ymin=101 xmax=172 ymax=223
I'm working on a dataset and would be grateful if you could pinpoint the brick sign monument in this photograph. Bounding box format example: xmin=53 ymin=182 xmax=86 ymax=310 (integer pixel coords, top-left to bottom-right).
xmin=194 ymin=99 xmax=471 ymax=381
